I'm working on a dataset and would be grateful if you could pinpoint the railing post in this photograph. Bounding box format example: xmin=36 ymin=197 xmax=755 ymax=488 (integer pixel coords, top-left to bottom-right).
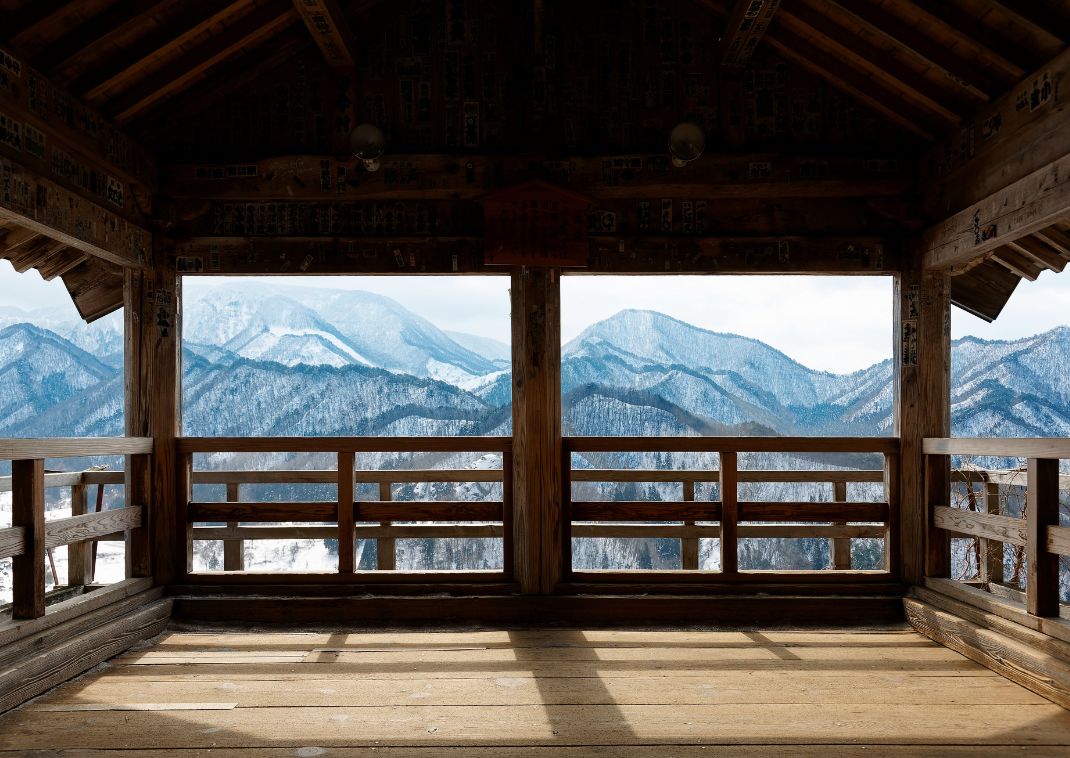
xmin=681 ymin=480 xmax=699 ymax=570
xmin=125 ymin=452 xmax=152 ymax=578
xmin=503 ymin=449 xmax=514 ymax=581
xmin=67 ymin=481 xmax=92 ymax=586
xmin=830 ymin=480 xmax=851 ymax=570
xmin=1027 ymin=457 xmax=1060 ymax=617
xmin=719 ymin=452 xmax=738 ymax=575
xmin=12 ymin=459 xmax=45 ymax=619
xmin=337 ymin=452 xmax=355 ymax=573
xmin=223 ymin=482 xmax=244 ymax=571
xmin=884 ymin=451 xmax=901 ymax=575
xmin=177 ymin=451 xmax=192 ymax=579
xmin=376 ymin=481 xmax=395 ymax=571
xmin=924 ymin=453 xmax=951 ymax=578
xmin=981 ymin=476 xmax=1004 ymax=586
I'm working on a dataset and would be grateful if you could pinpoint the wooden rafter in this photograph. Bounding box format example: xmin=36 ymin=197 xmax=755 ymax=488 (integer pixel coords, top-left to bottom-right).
xmin=720 ymin=0 xmax=781 ymax=71
xmin=291 ymin=0 xmax=357 ymax=68
xmin=5 ymin=0 xmax=118 ymax=60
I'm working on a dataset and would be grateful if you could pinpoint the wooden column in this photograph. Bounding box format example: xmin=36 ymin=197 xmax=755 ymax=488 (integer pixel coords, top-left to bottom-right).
xmin=830 ymin=480 xmax=851 ymax=570
xmin=377 ymin=482 xmax=396 ymax=571
xmin=895 ymin=248 xmax=951 ymax=585
xmin=125 ymin=452 xmax=152 ymax=578
xmin=681 ymin=480 xmax=699 ymax=570
xmin=12 ymin=459 xmax=45 ymax=619
xmin=124 ymin=258 xmax=181 ymax=587
xmin=510 ymin=267 xmax=563 ymax=594
xmin=223 ymin=483 xmax=244 ymax=571
xmin=337 ymin=452 xmax=355 ymax=573
xmin=1026 ymin=458 xmax=1060 ymax=616
xmin=719 ymin=452 xmax=739 ymax=575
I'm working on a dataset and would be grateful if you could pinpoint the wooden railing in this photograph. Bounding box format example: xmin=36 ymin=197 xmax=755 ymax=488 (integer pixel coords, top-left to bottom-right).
xmin=0 ymin=438 xmax=153 ymax=619
xmin=565 ymin=436 xmax=900 ymax=581
xmin=176 ymin=437 xmax=513 ymax=582
xmin=924 ymin=438 xmax=1070 ymax=623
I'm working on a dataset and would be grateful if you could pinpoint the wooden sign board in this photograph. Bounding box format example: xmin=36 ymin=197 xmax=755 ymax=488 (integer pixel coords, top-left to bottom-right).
xmin=481 ymin=181 xmax=590 ymax=267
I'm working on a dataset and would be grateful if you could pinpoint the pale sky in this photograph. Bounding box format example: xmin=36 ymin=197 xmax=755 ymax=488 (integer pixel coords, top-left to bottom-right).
xmin=4 ymin=261 xmax=1069 ymax=375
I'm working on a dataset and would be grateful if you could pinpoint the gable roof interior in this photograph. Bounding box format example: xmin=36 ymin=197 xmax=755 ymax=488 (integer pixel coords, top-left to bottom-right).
xmin=0 ymin=0 xmax=1068 ymax=322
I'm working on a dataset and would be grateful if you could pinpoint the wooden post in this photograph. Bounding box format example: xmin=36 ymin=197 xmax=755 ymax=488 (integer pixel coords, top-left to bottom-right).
xmin=510 ymin=267 xmax=563 ymax=594
xmin=896 ymin=249 xmax=951 ymax=584
xmin=1026 ymin=458 xmax=1060 ymax=617
xmin=925 ymin=453 xmax=951 ymax=578
xmin=884 ymin=452 xmax=901 ymax=574
xmin=502 ymin=449 xmax=514 ymax=580
xmin=830 ymin=480 xmax=851 ymax=570
xmin=681 ymin=480 xmax=699 ymax=570
xmin=982 ymin=478 xmax=1005 ymax=586
xmin=125 ymin=261 xmax=181 ymax=587
xmin=337 ymin=452 xmax=355 ymax=573
xmin=67 ymin=482 xmax=92 ymax=586
xmin=720 ymin=452 xmax=739 ymax=575
xmin=12 ymin=459 xmax=45 ymax=619
xmin=377 ymin=482 xmax=395 ymax=571
xmin=125 ymin=452 xmax=152 ymax=578
xmin=223 ymin=483 xmax=244 ymax=571
xmin=178 ymin=452 xmax=193 ymax=577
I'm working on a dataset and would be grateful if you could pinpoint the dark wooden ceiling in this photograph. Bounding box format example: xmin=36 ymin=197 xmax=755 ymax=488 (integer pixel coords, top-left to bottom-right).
xmin=1 ymin=0 xmax=1068 ymax=321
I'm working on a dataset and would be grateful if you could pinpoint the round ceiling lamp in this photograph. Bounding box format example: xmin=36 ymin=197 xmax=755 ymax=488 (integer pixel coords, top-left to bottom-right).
xmin=669 ymin=122 xmax=706 ymax=168
xmin=350 ymin=123 xmax=386 ymax=172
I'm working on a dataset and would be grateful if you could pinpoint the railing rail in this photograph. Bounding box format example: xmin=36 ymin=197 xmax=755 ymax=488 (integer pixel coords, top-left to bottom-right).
xmin=178 ymin=436 xmax=513 ymax=580
xmin=0 ymin=438 xmax=152 ymax=619
xmin=565 ymin=436 xmax=900 ymax=578
xmin=924 ymin=437 xmax=1070 ymax=622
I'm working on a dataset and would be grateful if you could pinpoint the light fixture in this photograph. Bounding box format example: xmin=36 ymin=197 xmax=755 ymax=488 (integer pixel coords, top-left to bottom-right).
xmin=668 ymin=122 xmax=705 ymax=168
xmin=350 ymin=123 xmax=386 ymax=172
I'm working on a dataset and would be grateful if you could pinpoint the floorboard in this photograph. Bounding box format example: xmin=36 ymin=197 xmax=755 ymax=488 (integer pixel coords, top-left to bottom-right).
xmin=1 ymin=627 xmax=1069 ymax=753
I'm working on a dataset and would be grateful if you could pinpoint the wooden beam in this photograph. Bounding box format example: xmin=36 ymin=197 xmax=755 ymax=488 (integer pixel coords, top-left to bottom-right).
xmin=922 ymin=47 xmax=1070 ymax=221
xmin=720 ymin=0 xmax=781 ymax=71
xmin=101 ymin=1 xmax=301 ymax=125
xmin=923 ymin=152 xmax=1070 ymax=271
xmin=1027 ymin=458 xmax=1061 ymax=617
xmin=0 ymin=43 xmax=156 ymax=213
xmin=511 ymin=267 xmax=563 ymax=594
xmin=0 ymin=157 xmax=151 ymax=269
xmin=291 ymin=0 xmax=357 ymax=68
xmin=5 ymin=0 xmax=119 ymax=61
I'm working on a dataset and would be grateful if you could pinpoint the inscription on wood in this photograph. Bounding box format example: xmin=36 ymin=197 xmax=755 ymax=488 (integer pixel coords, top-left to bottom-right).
xmin=482 ymin=182 xmax=590 ymax=267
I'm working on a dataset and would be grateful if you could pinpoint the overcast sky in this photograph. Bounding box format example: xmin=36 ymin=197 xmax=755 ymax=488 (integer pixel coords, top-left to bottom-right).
xmin=4 ymin=262 xmax=1068 ymax=375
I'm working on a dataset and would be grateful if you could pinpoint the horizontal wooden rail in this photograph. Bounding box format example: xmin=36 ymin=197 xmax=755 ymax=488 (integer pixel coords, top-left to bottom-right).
xmin=572 ymin=502 xmax=723 ymax=521
xmin=194 ymin=524 xmax=504 ymax=541
xmin=932 ymin=506 xmax=1028 ymax=547
xmin=738 ymin=501 xmax=888 ymax=522
xmin=566 ymin=436 xmax=899 ymax=454
xmin=178 ymin=436 xmax=512 ymax=454
xmin=925 ymin=437 xmax=1070 ymax=458
xmin=188 ymin=501 xmax=504 ymax=523
xmin=0 ymin=438 xmax=153 ymax=459
xmin=0 ymin=527 xmax=26 ymax=559
xmin=189 ymin=469 xmax=504 ymax=484
xmin=1047 ymin=526 xmax=1070 ymax=558
xmin=573 ymin=469 xmax=886 ymax=483
xmin=43 ymin=507 xmax=143 ymax=551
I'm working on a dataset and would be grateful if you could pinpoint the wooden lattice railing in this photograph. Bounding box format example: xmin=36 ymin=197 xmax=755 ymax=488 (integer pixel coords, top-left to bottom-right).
xmin=176 ymin=436 xmax=513 ymax=582
xmin=0 ymin=438 xmax=153 ymax=619
xmin=924 ymin=438 xmax=1070 ymax=624
xmin=565 ymin=436 xmax=901 ymax=580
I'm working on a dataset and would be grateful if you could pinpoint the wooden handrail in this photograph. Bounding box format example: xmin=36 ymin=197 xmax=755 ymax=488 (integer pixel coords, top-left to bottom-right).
xmin=566 ymin=436 xmax=899 ymax=454
xmin=0 ymin=438 xmax=153 ymax=459
xmin=177 ymin=436 xmax=512 ymax=453
xmin=924 ymin=437 xmax=1070 ymax=458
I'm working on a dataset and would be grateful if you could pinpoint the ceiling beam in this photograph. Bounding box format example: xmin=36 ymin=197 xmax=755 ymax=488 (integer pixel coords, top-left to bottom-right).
xmin=922 ymin=46 xmax=1070 ymax=220
xmin=720 ymin=0 xmax=781 ymax=71
xmin=291 ymin=0 xmax=357 ymax=68
xmin=103 ymin=1 xmax=301 ymax=125
xmin=0 ymin=156 xmax=151 ymax=269
xmin=922 ymin=152 xmax=1070 ymax=271
xmin=5 ymin=0 xmax=118 ymax=61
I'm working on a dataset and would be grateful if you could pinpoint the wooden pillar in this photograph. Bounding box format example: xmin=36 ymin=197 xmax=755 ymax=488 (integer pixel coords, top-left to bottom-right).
xmin=681 ymin=480 xmax=699 ymax=570
xmin=124 ymin=256 xmax=181 ymax=587
xmin=719 ymin=452 xmax=739 ymax=575
xmin=125 ymin=453 xmax=152 ymax=578
xmin=830 ymin=480 xmax=851 ymax=570
xmin=223 ymin=483 xmax=244 ymax=571
xmin=377 ymin=482 xmax=396 ymax=571
xmin=510 ymin=267 xmax=563 ymax=594
xmin=337 ymin=452 xmax=355 ymax=573
xmin=895 ymin=248 xmax=950 ymax=585
xmin=12 ymin=459 xmax=45 ymax=619
xmin=1026 ymin=458 xmax=1060 ymax=616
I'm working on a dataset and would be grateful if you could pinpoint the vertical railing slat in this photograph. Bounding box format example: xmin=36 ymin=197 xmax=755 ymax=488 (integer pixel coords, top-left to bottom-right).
xmin=178 ymin=452 xmax=193 ymax=579
xmin=337 ymin=452 xmax=355 ymax=573
xmin=884 ymin=451 xmax=901 ymax=576
xmin=719 ymin=452 xmax=739 ymax=575
xmin=681 ymin=480 xmax=699 ymax=570
xmin=831 ymin=480 xmax=851 ymax=570
xmin=67 ymin=481 xmax=90 ymax=586
xmin=924 ymin=453 xmax=951 ymax=578
xmin=223 ymin=482 xmax=244 ymax=571
xmin=502 ymin=449 xmax=514 ymax=581
xmin=12 ymin=459 xmax=45 ymax=619
xmin=982 ymin=478 xmax=1004 ymax=586
xmin=377 ymin=481 xmax=395 ymax=571
xmin=1027 ymin=457 xmax=1060 ymax=617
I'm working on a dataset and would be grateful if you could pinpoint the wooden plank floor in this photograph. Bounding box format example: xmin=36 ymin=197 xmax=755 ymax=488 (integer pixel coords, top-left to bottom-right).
xmin=3 ymin=627 xmax=1070 ymax=755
